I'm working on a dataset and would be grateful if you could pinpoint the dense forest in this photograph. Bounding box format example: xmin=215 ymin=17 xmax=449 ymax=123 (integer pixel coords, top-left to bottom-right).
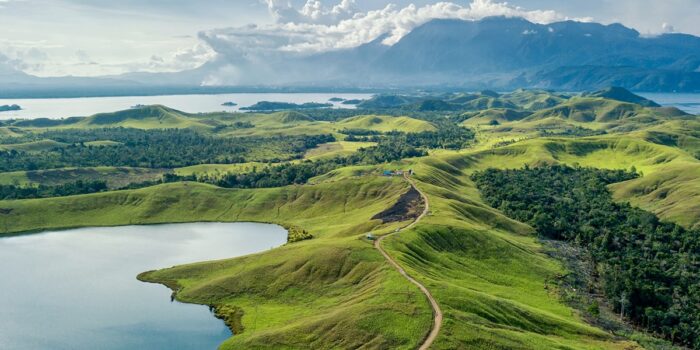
xmin=0 ymin=128 xmax=334 ymax=171
xmin=0 ymin=180 xmax=108 ymax=200
xmin=344 ymin=125 xmax=475 ymax=150
xmin=173 ymin=137 xmax=427 ymax=189
xmin=471 ymin=165 xmax=700 ymax=347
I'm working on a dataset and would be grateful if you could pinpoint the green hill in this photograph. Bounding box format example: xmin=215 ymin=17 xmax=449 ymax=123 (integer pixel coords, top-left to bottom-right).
xmin=77 ymin=105 xmax=211 ymax=129
xmin=337 ymin=115 xmax=436 ymax=133
xmin=585 ymin=87 xmax=660 ymax=107
xmin=461 ymin=108 xmax=532 ymax=125
xmin=275 ymin=111 xmax=316 ymax=124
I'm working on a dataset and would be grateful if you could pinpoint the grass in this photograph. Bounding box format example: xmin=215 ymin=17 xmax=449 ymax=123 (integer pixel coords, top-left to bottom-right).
xmin=3 ymin=101 xmax=698 ymax=349
xmin=0 ymin=139 xmax=68 ymax=152
xmin=304 ymin=141 xmax=377 ymax=160
xmin=174 ymin=162 xmax=274 ymax=176
xmin=336 ymin=115 xmax=437 ymax=133
xmin=0 ymin=167 xmax=168 ymax=188
xmin=0 ymin=176 xmax=433 ymax=349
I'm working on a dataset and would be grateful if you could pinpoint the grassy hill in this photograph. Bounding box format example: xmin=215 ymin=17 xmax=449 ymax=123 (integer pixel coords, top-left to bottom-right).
xmin=5 ymin=132 xmax=694 ymax=348
xmin=76 ymin=105 xmax=213 ymax=129
xmin=1 ymin=89 xmax=696 ymax=349
xmin=337 ymin=115 xmax=436 ymax=133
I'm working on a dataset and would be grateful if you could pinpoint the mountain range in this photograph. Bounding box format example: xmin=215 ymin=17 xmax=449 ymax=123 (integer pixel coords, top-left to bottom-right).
xmin=2 ymin=16 xmax=700 ymax=96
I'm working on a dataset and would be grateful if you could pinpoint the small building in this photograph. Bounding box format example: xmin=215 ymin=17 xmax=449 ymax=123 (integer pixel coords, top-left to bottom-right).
xmin=382 ymin=170 xmax=394 ymax=177
xmin=366 ymin=233 xmax=377 ymax=241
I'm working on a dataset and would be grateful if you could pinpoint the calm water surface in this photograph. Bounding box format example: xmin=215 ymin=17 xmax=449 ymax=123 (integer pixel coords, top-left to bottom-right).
xmin=0 ymin=222 xmax=287 ymax=350
xmin=0 ymin=93 xmax=371 ymax=119
xmin=638 ymin=93 xmax=700 ymax=115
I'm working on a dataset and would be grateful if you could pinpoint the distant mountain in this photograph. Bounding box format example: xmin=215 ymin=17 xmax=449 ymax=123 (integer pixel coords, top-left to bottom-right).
xmin=2 ymin=16 xmax=700 ymax=96
xmin=357 ymin=17 xmax=700 ymax=91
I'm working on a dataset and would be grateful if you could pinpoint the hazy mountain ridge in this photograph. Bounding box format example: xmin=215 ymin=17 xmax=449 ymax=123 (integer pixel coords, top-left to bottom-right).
xmin=2 ymin=17 xmax=700 ymax=95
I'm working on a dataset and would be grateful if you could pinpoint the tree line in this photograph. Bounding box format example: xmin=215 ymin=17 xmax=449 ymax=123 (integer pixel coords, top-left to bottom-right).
xmin=0 ymin=128 xmax=334 ymax=172
xmin=0 ymin=180 xmax=108 ymax=200
xmin=344 ymin=125 xmax=475 ymax=150
xmin=171 ymin=137 xmax=427 ymax=189
xmin=471 ymin=165 xmax=700 ymax=347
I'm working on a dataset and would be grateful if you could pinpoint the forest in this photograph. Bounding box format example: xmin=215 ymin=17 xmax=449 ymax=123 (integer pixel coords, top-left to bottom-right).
xmin=471 ymin=165 xmax=700 ymax=347
xmin=0 ymin=180 xmax=108 ymax=200
xmin=0 ymin=128 xmax=334 ymax=171
xmin=343 ymin=125 xmax=475 ymax=150
xmin=171 ymin=137 xmax=427 ymax=189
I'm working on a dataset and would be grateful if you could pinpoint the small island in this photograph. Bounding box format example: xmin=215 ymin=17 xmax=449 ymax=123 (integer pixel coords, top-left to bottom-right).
xmin=240 ymin=101 xmax=333 ymax=111
xmin=341 ymin=99 xmax=363 ymax=105
xmin=328 ymin=97 xmax=345 ymax=102
xmin=221 ymin=102 xmax=238 ymax=107
xmin=0 ymin=104 xmax=22 ymax=112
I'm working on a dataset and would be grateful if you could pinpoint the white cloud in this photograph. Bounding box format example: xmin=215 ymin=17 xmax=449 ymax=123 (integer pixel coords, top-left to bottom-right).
xmin=208 ymin=0 xmax=590 ymax=58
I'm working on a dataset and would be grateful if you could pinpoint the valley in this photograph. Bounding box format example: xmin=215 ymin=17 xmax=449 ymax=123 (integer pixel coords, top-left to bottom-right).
xmin=1 ymin=88 xmax=699 ymax=349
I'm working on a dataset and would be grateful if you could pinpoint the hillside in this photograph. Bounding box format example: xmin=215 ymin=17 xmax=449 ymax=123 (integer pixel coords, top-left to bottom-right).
xmin=1 ymin=88 xmax=698 ymax=349
xmin=336 ymin=115 xmax=436 ymax=132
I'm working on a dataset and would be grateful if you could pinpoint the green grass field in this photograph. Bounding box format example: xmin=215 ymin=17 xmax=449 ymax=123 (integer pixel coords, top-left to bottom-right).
xmin=2 ymin=91 xmax=697 ymax=349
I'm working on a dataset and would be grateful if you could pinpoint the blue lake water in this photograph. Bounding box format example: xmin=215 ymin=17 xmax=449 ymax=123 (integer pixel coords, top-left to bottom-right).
xmin=638 ymin=93 xmax=700 ymax=115
xmin=0 ymin=93 xmax=371 ymax=120
xmin=0 ymin=223 xmax=287 ymax=350
xmin=0 ymin=92 xmax=696 ymax=120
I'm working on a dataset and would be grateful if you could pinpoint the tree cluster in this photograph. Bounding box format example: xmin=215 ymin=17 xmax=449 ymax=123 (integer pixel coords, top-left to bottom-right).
xmin=471 ymin=165 xmax=700 ymax=347
xmin=0 ymin=128 xmax=334 ymax=172
xmin=0 ymin=180 xmax=108 ymax=200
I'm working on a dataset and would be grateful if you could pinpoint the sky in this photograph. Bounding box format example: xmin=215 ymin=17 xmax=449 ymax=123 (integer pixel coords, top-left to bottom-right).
xmin=0 ymin=0 xmax=698 ymax=77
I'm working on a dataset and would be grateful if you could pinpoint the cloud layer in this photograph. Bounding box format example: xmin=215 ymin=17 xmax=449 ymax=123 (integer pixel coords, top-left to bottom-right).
xmin=202 ymin=0 xmax=589 ymax=58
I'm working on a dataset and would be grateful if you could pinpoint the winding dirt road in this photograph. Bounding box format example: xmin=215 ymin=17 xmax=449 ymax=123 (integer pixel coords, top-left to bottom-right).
xmin=374 ymin=174 xmax=442 ymax=350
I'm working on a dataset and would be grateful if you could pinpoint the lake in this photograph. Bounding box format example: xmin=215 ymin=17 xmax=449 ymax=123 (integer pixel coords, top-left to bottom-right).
xmin=638 ymin=93 xmax=700 ymax=115
xmin=0 ymin=93 xmax=372 ymax=120
xmin=0 ymin=92 xmax=697 ymax=121
xmin=0 ymin=222 xmax=288 ymax=350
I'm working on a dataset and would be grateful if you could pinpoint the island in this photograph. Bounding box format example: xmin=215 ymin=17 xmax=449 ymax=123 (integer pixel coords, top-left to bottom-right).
xmin=0 ymin=104 xmax=22 ymax=112
xmin=240 ymin=101 xmax=333 ymax=111
xmin=341 ymin=99 xmax=363 ymax=105
xmin=221 ymin=101 xmax=238 ymax=107
xmin=328 ymin=97 xmax=345 ymax=102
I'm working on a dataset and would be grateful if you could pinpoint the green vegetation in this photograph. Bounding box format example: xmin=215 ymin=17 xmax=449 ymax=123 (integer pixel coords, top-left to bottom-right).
xmin=240 ymin=101 xmax=333 ymax=111
xmin=472 ymin=165 xmax=700 ymax=348
xmin=0 ymin=180 xmax=108 ymax=200
xmin=3 ymin=87 xmax=698 ymax=349
xmin=0 ymin=128 xmax=334 ymax=171
xmin=286 ymin=225 xmax=313 ymax=243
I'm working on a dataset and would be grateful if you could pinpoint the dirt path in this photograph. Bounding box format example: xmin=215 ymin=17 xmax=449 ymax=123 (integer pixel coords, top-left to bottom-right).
xmin=374 ymin=174 xmax=442 ymax=350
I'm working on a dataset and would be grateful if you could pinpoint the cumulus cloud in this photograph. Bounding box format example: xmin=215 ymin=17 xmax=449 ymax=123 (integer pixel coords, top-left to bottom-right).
xmin=207 ymin=0 xmax=588 ymax=56
xmin=191 ymin=0 xmax=593 ymax=85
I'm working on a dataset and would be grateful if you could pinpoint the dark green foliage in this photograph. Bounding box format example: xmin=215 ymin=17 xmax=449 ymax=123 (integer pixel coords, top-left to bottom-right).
xmin=286 ymin=225 xmax=314 ymax=243
xmin=171 ymin=138 xmax=427 ymax=189
xmin=0 ymin=180 xmax=108 ymax=200
xmin=240 ymin=101 xmax=332 ymax=111
xmin=540 ymin=126 xmax=607 ymax=137
xmin=0 ymin=128 xmax=334 ymax=171
xmin=340 ymin=128 xmax=382 ymax=136
xmin=349 ymin=125 xmax=475 ymax=150
xmin=472 ymin=165 xmax=700 ymax=347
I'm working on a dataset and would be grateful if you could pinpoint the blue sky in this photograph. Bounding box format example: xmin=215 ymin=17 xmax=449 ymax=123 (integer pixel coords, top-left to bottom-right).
xmin=1 ymin=0 xmax=697 ymax=77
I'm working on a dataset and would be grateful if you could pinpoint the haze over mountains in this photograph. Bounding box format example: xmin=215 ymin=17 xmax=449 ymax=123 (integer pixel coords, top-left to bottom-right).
xmin=2 ymin=16 xmax=700 ymax=96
